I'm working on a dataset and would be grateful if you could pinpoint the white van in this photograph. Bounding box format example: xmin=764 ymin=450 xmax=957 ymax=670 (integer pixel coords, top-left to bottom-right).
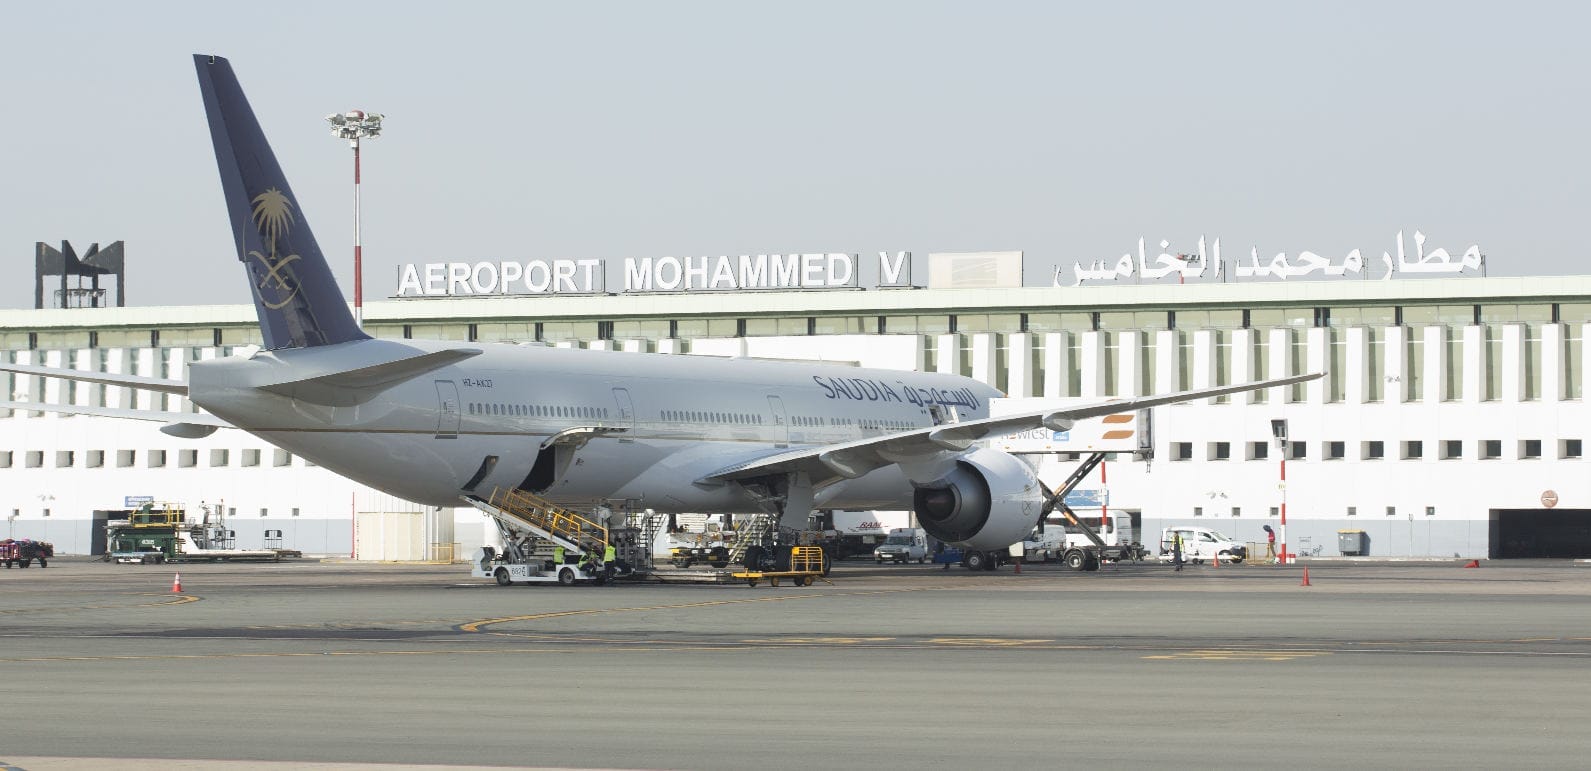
xmin=874 ymin=528 xmax=929 ymax=564
xmin=1158 ymin=527 xmax=1247 ymax=564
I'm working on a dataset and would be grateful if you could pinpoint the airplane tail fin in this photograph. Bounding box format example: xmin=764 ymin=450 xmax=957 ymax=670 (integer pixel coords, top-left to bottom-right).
xmin=193 ymin=54 xmax=368 ymax=350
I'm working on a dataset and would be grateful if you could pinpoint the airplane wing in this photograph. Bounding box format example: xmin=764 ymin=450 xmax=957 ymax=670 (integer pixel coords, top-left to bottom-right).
xmin=0 ymin=401 xmax=234 ymax=437
xmin=702 ymin=372 xmax=1322 ymax=483
xmin=0 ymin=362 xmax=188 ymax=394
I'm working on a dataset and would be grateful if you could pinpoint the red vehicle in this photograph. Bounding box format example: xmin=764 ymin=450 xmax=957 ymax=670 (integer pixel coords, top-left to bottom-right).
xmin=1 ymin=539 xmax=53 ymax=568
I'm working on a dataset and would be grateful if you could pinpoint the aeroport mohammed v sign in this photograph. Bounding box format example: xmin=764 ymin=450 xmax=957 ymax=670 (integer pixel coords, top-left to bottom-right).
xmin=395 ymin=251 xmax=917 ymax=297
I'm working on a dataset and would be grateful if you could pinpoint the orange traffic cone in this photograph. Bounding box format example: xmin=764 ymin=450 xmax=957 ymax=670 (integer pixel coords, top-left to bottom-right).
xmin=1211 ymin=552 xmax=1220 ymax=569
xmin=1300 ymin=567 xmax=1311 ymax=587
xmin=171 ymin=572 xmax=183 ymax=593
xmin=1463 ymin=559 xmax=1480 ymax=569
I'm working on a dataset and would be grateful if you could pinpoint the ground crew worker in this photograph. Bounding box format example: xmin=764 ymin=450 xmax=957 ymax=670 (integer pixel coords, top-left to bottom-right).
xmin=1262 ymin=524 xmax=1277 ymax=564
xmin=603 ymin=542 xmax=618 ymax=578
xmin=1172 ymin=532 xmax=1185 ymax=572
xmin=553 ymin=545 xmax=565 ymax=565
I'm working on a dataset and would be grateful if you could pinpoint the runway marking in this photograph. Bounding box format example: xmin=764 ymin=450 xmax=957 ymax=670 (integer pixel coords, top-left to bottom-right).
xmin=1143 ymin=649 xmax=1329 ymax=661
xmin=2 ymin=639 xmax=1589 ymax=665
xmin=741 ymin=636 xmax=896 ymax=645
xmin=0 ymin=593 xmax=199 ymax=616
xmin=928 ymin=637 xmax=1055 ymax=647
xmin=456 ymin=586 xmax=939 ymax=634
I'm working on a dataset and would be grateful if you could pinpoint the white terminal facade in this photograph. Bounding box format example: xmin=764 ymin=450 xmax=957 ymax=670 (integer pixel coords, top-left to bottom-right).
xmin=1 ymin=273 xmax=1587 ymax=560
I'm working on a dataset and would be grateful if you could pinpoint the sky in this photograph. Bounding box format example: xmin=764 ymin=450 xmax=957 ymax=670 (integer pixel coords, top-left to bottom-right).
xmin=2 ymin=1 xmax=1588 ymax=309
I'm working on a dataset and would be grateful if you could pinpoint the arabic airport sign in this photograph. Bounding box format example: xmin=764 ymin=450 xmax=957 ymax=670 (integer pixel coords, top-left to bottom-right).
xmin=1056 ymin=230 xmax=1483 ymax=287
xmin=395 ymin=251 xmax=915 ymax=297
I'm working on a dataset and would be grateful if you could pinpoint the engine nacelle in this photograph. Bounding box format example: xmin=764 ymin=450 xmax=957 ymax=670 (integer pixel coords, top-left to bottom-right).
xmin=912 ymin=447 xmax=1044 ymax=551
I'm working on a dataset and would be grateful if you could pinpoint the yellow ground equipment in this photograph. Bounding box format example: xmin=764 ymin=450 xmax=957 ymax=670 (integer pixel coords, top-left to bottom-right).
xmin=732 ymin=546 xmax=833 ymax=587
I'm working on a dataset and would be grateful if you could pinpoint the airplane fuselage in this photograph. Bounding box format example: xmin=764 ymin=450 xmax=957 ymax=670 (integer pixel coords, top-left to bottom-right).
xmin=189 ymin=339 xmax=1002 ymax=512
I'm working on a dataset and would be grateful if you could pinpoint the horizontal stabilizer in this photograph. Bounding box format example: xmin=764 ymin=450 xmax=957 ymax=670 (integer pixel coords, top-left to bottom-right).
xmin=0 ymin=401 xmax=234 ymax=432
xmin=0 ymin=362 xmax=188 ymax=395
xmin=257 ymin=347 xmax=482 ymax=406
xmin=161 ymin=422 xmax=223 ymax=438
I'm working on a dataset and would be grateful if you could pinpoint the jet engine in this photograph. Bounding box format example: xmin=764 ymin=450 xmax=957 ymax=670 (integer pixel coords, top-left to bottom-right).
xmin=912 ymin=447 xmax=1044 ymax=550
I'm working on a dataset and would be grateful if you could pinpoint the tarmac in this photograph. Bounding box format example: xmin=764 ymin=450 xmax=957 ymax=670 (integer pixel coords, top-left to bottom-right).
xmin=3 ymin=557 xmax=1591 ymax=770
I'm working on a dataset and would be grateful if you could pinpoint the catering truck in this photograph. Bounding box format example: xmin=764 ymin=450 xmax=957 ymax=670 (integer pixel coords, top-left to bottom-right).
xmin=1023 ymin=509 xmax=1147 ymax=571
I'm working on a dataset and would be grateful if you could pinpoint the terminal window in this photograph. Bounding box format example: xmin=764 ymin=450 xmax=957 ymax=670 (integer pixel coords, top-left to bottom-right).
xmin=1480 ymin=440 xmax=1502 ymax=460
xmin=1441 ymin=440 xmax=1463 ymax=460
xmin=116 ymin=449 xmax=135 ymax=468
xmin=86 ymin=450 xmax=104 ymax=468
xmin=1362 ymin=441 xmax=1385 ymax=460
xmin=147 ymin=450 xmax=166 ymax=468
xmin=1207 ymin=442 xmax=1231 ymax=461
xmin=1171 ymin=442 xmax=1193 ymax=461
xmin=1288 ymin=441 xmax=1307 ymax=460
xmin=209 ymin=449 xmax=229 ymax=467
xmin=1247 ymin=441 xmax=1269 ymax=461
xmin=1402 ymin=440 xmax=1423 ymax=460
xmin=1562 ymin=439 xmax=1583 ymax=459
xmin=26 ymin=451 xmax=43 ymax=468
xmin=242 ymin=449 xmax=261 ymax=467
xmin=178 ymin=449 xmax=198 ymax=468
xmin=1324 ymin=441 xmax=1346 ymax=460
xmin=0 ymin=451 xmax=10 ymax=468
xmin=1387 ymin=506 xmax=1397 ymax=516
xmin=1520 ymin=440 xmax=1542 ymax=459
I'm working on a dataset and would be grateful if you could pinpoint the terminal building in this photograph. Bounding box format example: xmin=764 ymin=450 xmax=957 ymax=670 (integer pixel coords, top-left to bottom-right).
xmin=1 ymin=250 xmax=1587 ymax=561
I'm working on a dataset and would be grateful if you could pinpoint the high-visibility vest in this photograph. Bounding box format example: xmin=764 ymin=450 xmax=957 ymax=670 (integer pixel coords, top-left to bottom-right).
xmin=604 ymin=544 xmax=617 ymax=562
xmin=553 ymin=546 xmax=565 ymax=564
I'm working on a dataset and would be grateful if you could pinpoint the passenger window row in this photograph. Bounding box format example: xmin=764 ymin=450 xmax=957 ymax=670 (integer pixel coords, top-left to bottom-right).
xmin=661 ymin=410 xmax=763 ymax=425
xmin=791 ymin=415 xmax=916 ymax=432
xmin=469 ymin=403 xmax=609 ymax=420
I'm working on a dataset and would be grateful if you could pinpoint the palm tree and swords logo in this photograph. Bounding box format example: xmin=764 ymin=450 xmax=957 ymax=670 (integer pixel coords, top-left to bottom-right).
xmin=248 ymin=188 xmax=302 ymax=309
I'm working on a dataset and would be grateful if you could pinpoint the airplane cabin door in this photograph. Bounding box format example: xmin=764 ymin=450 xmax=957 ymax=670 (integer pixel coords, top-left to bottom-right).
xmin=766 ymin=395 xmax=788 ymax=447
xmin=434 ymin=380 xmax=461 ymax=438
xmin=612 ymin=388 xmax=635 ymax=435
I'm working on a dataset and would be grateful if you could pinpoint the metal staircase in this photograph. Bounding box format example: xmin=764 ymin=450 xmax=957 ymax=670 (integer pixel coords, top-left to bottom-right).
xmin=463 ymin=487 xmax=609 ymax=555
xmin=628 ymin=509 xmax=669 ymax=570
xmin=725 ymin=511 xmax=780 ymax=567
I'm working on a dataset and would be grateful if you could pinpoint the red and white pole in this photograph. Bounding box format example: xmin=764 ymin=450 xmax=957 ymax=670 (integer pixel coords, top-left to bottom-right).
xmin=352 ymin=139 xmax=363 ymax=328
xmin=1279 ymin=454 xmax=1289 ymax=564
xmin=1099 ymin=458 xmax=1109 ymax=567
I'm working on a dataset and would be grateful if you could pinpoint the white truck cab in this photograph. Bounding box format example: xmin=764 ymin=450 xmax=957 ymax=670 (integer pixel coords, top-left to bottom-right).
xmin=1158 ymin=526 xmax=1247 ymax=564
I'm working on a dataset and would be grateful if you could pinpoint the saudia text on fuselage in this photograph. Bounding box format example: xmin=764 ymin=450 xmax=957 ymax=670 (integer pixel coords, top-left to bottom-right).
xmin=812 ymin=375 xmax=982 ymax=411
xmin=394 ymin=252 xmax=912 ymax=297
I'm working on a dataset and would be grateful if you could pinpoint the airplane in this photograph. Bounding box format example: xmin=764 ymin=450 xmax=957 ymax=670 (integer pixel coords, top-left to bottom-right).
xmin=0 ymin=54 xmax=1320 ymax=563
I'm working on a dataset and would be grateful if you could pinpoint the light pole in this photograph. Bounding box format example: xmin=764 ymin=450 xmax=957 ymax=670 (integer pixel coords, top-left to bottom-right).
xmin=1270 ymin=419 xmax=1289 ymax=565
xmin=325 ymin=110 xmax=384 ymax=328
